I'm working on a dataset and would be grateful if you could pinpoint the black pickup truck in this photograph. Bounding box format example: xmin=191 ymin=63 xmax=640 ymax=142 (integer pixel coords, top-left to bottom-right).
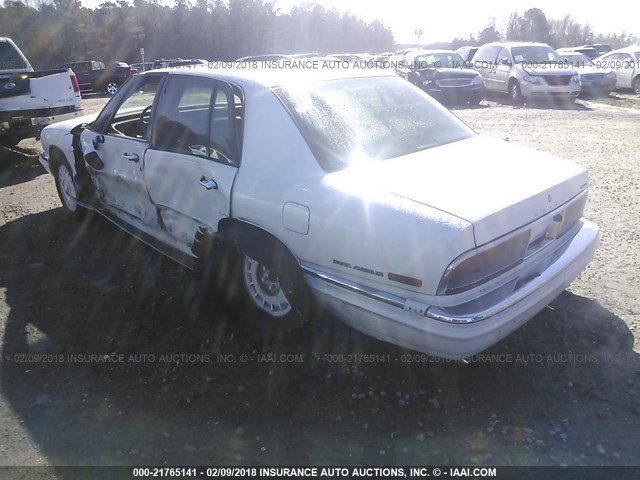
xmin=60 ymin=60 xmax=133 ymax=95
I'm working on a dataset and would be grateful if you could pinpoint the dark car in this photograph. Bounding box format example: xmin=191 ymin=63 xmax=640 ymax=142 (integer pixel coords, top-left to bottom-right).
xmin=61 ymin=60 xmax=132 ymax=95
xmin=398 ymin=49 xmax=485 ymax=104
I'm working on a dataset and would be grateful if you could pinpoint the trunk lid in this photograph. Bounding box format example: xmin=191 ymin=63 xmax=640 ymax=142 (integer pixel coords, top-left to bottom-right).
xmin=340 ymin=136 xmax=589 ymax=245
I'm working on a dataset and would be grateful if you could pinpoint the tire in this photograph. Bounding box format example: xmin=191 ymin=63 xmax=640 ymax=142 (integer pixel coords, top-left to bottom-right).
xmin=105 ymin=82 xmax=119 ymax=95
xmin=633 ymin=76 xmax=640 ymax=96
xmin=53 ymin=159 xmax=84 ymax=220
xmin=509 ymin=80 xmax=524 ymax=106
xmin=195 ymin=237 xmax=308 ymax=346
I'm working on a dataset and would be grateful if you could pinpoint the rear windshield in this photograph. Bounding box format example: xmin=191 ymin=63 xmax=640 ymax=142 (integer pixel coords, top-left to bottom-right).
xmin=274 ymin=76 xmax=474 ymax=171
xmin=0 ymin=42 xmax=28 ymax=70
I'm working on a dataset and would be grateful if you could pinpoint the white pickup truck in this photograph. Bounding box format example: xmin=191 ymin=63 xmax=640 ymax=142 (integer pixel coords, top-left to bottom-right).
xmin=0 ymin=37 xmax=83 ymax=147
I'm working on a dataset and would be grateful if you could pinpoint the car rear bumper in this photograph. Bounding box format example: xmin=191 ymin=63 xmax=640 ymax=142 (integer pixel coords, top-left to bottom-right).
xmin=0 ymin=107 xmax=84 ymax=140
xmin=303 ymin=219 xmax=599 ymax=359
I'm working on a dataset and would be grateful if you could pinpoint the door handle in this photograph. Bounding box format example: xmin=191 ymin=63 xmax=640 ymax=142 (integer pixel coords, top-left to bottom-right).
xmin=199 ymin=176 xmax=218 ymax=190
xmin=122 ymin=152 xmax=139 ymax=162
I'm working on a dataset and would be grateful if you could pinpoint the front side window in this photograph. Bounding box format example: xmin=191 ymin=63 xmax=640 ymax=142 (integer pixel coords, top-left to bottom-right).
xmin=108 ymin=75 xmax=162 ymax=139
xmin=496 ymin=48 xmax=511 ymax=65
xmin=274 ymin=76 xmax=474 ymax=172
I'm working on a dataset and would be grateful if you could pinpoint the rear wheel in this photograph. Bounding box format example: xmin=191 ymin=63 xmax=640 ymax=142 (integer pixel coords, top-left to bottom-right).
xmin=195 ymin=236 xmax=308 ymax=346
xmin=633 ymin=76 xmax=640 ymax=96
xmin=106 ymin=82 xmax=119 ymax=95
xmin=510 ymin=80 xmax=523 ymax=105
xmin=242 ymin=254 xmax=292 ymax=317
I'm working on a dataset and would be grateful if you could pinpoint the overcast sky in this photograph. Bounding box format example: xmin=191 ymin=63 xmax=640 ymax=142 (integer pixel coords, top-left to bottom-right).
xmin=81 ymin=0 xmax=640 ymax=45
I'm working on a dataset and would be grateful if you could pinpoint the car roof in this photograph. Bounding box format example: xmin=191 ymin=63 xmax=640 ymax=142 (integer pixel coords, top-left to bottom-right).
xmin=145 ymin=64 xmax=395 ymax=89
xmin=412 ymin=49 xmax=458 ymax=55
xmin=481 ymin=42 xmax=551 ymax=48
xmin=609 ymin=46 xmax=640 ymax=53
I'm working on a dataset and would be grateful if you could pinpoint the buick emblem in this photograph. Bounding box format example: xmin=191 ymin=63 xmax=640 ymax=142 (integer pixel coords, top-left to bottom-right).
xmin=4 ymin=82 xmax=16 ymax=90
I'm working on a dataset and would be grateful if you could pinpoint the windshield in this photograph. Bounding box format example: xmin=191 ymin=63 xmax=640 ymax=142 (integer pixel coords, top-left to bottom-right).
xmin=274 ymin=76 xmax=474 ymax=172
xmin=0 ymin=42 xmax=28 ymax=70
xmin=412 ymin=52 xmax=466 ymax=69
xmin=511 ymin=46 xmax=561 ymax=63
xmin=559 ymin=53 xmax=594 ymax=66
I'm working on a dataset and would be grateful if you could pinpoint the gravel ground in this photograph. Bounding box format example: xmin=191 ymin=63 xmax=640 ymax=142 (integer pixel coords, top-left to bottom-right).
xmin=0 ymin=91 xmax=638 ymax=474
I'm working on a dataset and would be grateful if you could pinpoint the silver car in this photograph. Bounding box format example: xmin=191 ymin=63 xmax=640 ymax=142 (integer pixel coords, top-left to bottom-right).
xmin=473 ymin=42 xmax=581 ymax=104
xmin=595 ymin=47 xmax=640 ymax=95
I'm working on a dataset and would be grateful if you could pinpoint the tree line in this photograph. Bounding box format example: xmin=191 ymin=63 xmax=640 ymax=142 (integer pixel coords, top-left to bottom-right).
xmin=423 ymin=8 xmax=637 ymax=51
xmin=0 ymin=0 xmax=394 ymax=68
xmin=1 ymin=1 xmax=637 ymax=69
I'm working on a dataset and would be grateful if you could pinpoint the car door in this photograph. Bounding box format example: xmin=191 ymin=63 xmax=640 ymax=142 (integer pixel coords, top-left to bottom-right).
xmin=618 ymin=54 xmax=635 ymax=88
xmin=143 ymin=76 xmax=241 ymax=250
xmin=474 ymin=45 xmax=501 ymax=91
xmin=494 ymin=47 xmax=512 ymax=93
xmin=75 ymin=62 xmax=93 ymax=90
xmin=80 ymin=73 xmax=164 ymax=226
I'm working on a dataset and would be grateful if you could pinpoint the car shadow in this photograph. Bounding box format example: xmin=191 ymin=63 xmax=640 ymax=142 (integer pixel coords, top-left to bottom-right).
xmin=0 ymin=209 xmax=638 ymax=471
xmin=0 ymin=144 xmax=44 ymax=188
xmin=449 ymin=101 xmax=490 ymax=111
xmin=485 ymin=92 xmax=593 ymax=111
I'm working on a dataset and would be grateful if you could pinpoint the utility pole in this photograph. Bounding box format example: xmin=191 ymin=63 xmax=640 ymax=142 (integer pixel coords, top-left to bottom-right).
xmin=415 ymin=28 xmax=423 ymax=48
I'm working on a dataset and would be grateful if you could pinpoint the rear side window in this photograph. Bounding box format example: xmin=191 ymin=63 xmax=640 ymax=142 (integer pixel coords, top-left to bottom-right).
xmin=151 ymin=77 xmax=241 ymax=166
xmin=0 ymin=42 xmax=28 ymax=70
xmin=473 ymin=45 xmax=501 ymax=64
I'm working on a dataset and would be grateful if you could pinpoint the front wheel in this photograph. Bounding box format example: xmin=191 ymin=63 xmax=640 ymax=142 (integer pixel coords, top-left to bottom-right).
xmin=53 ymin=160 xmax=83 ymax=219
xmin=633 ymin=76 xmax=640 ymax=96
xmin=510 ymin=80 xmax=524 ymax=105
xmin=105 ymin=82 xmax=119 ymax=95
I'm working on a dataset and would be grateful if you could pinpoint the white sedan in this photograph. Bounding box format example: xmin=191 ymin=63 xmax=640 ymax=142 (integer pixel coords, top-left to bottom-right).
xmin=38 ymin=66 xmax=599 ymax=359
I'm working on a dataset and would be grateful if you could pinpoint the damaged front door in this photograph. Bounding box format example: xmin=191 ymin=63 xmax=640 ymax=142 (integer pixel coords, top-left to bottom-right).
xmin=80 ymin=74 xmax=163 ymax=227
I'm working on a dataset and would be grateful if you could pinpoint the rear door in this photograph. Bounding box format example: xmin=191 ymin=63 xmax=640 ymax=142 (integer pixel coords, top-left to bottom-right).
xmin=143 ymin=76 xmax=242 ymax=249
xmin=80 ymin=73 xmax=164 ymax=225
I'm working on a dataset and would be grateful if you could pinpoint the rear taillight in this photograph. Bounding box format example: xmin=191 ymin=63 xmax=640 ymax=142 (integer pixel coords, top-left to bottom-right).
xmin=70 ymin=73 xmax=81 ymax=97
xmin=125 ymin=67 xmax=132 ymax=77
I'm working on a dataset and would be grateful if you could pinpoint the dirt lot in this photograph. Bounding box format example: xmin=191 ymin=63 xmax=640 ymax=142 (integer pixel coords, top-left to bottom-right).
xmin=0 ymin=91 xmax=639 ymax=473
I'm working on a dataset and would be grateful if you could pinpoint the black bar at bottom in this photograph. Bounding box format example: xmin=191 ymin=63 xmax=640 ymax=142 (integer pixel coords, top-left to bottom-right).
xmin=0 ymin=466 xmax=639 ymax=480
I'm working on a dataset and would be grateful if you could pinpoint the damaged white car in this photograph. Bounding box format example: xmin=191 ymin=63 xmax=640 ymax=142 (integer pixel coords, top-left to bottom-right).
xmin=39 ymin=67 xmax=599 ymax=359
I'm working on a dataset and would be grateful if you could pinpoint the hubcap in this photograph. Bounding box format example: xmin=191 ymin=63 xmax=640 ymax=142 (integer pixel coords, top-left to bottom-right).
xmin=107 ymin=83 xmax=118 ymax=95
xmin=511 ymin=84 xmax=521 ymax=102
xmin=57 ymin=164 xmax=77 ymax=211
xmin=243 ymin=255 xmax=292 ymax=317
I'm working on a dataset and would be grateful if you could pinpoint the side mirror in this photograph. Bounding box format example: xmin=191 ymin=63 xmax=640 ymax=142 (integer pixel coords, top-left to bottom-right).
xmin=501 ymin=58 xmax=512 ymax=66
xmin=92 ymin=134 xmax=105 ymax=150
